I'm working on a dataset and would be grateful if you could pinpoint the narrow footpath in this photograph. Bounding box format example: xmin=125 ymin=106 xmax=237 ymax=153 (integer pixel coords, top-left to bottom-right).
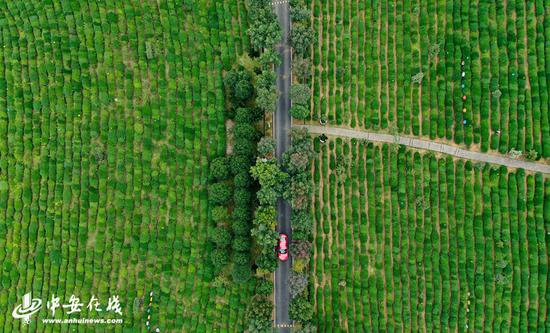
xmin=296 ymin=125 xmax=550 ymax=174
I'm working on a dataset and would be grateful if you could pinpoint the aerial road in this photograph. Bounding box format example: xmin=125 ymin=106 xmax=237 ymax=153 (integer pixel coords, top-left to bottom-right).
xmin=272 ymin=0 xmax=292 ymax=331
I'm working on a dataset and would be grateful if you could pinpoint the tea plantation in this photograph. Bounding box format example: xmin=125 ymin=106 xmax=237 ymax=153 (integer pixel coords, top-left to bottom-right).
xmin=311 ymin=138 xmax=549 ymax=332
xmin=311 ymin=0 xmax=550 ymax=158
xmin=0 ymin=0 xmax=253 ymax=331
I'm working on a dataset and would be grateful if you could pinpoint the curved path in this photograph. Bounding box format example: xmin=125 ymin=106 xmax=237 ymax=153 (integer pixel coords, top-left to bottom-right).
xmin=296 ymin=125 xmax=550 ymax=174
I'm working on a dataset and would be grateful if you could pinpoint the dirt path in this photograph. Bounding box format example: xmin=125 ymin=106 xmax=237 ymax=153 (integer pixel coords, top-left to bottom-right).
xmin=296 ymin=125 xmax=550 ymax=174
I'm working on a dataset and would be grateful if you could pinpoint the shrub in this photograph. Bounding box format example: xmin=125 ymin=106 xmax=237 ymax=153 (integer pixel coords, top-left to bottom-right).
xmin=211 ymin=206 xmax=229 ymax=223
xmin=211 ymin=227 xmax=232 ymax=248
xmin=209 ymin=156 xmax=231 ymax=181
xmin=257 ymin=137 xmax=276 ymax=157
xmin=232 ymin=236 xmax=251 ymax=252
xmin=255 ymin=278 xmax=273 ymax=295
xmin=256 ymin=252 xmax=278 ymax=272
xmin=251 ymin=224 xmax=279 ymax=251
xmin=234 ymin=139 xmax=256 ymax=158
xmin=292 ymin=257 xmax=309 ymax=273
xmin=288 ymin=271 xmax=308 ymax=298
xmin=291 ymin=83 xmax=311 ymax=106
xmin=210 ymin=248 xmax=230 ymax=273
xmin=253 ymin=205 xmax=277 ymax=228
xmin=289 ymin=127 xmax=311 ymax=144
xmin=283 ymin=150 xmax=311 ymax=174
xmin=292 ymin=56 xmax=311 ymax=83
xmin=290 ymin=104 xmax=310 ymax=120
xmin=291 ymin=210 xmax=312 ymax=230
xmin=230 ymin=154 xmax=253 ymax=175
xmin=232 ymin=264 xmax=252 ymax=283
xmin=232 ymin=219 xmax=251 ymax=236
xmin=256 ymin=86 xmax=278 ymax=113
xmin=256 ymin=70 xmax=277 ymax=90
xmin=234 ymin=171 xmax=253 ymax=189
xmin=290 ymin=24 xmax=313 ymax=56
xmin=292 ymin=240 xmax=311 ymax=258
xmin=248 ymin=7 xmax=281 ymax=51
xmin=208 ymin=182 xmax=233 ymax=205
xmin=234 ymin=188 xmax=252 ymax=207
xmin=258 ymin=48 xmax=281 ymax=68
xmin=289 ymin=296 xmax=313 ymax=322
xmin=235 ymin=107 xmax=255 ymax=123
xmin=290 ymin=6 xmax=310 ymax=22
xmin=246 ymin=295 xmax=273 ymax=322
xmin=232 ymin=206 xmax=251 ymax=224
xmin=224 ymin=68 xmax=254 ymax=104
xmin=234 ymin=123 xmax=261 ymax=142
xmin=232 ymin=251 xmax=250 ymax=266
xmin=246 ymin=319 xmax=272 ymax=333
xmin=292 ymin=230 xmax=312 ymax=241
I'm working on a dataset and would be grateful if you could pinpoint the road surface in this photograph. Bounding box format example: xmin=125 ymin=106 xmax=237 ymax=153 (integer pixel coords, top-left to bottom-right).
xmin=273 ymin=0 xmax=292 ymax=331
xmin=296 ymin=125 xmax=550 ymax=174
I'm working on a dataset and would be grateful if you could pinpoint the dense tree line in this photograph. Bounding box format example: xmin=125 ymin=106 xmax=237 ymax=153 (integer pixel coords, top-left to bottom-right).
xmin=206 ymin=0 xmax=287 ymax=331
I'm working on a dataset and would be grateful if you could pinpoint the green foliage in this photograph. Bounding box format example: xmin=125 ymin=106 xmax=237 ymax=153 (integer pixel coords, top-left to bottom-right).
xmin=290 ymin=24 xmax=313 ymax=56
xmin=291 ymin=240 xmax=311 ymax=258
xmin=291 ymin=83 xmax=311 ymax=106
xmin=248 ymin=7 xmax=281 ymax=51
xmin=246 ymin=295 xmax=273 ymax=322
xmin=291 ymin=6 xmax=311 ymax=22
xmin=234 ymin=123 xmax=261 ymax=142
xmin=258 ymin=48 xmax=281 ymax=68
xmin=234 ymin=171 xmax=253 ymax=189
xmin=293 ymin=56 xmax=312 ymax=83
xmin=255 ymin=278 xmax=274 ymax=295
xmin=256 ymin=70 xmax=277 ymax=90
xmin=232 ymin=237 xmax=252 ymax=252
xmin=210 ymin=156 xmax=231 ymax=181
xmin=250 ymin=159 xmax=289 ymax=198
xmin=233 ymin=251 xmax=251 ymax=266
xmin=1 ymin=0 xmax=255 ymax=330
xmin=289 ymin=296 xmax=314 ymax=322
xmin=311 ymin=0 xmax=550 ymax=156
xmin=210 ymin=248 xmax=230 ymax=274
xmin=256 ymin=86 xmax=278 ymax=113
xmin=290 ymin=104 xmax=310 ymax=120
xmin=211 ymin=227 xmax=232 ymax=248
xmin=232 ymin=219 xmax=251 ymax=236
xmin=224 ymin=68 xmax=254 ymax=104
xmin=231 ymin=154 xmax=254 ymax=175
xmin=211 ymin=206 xmax=229 ymax=223
xmin=253 ymin=205 xmax=277 ymax=228
xmin=257 ymin=137 xmax=276 ymax=157
xmin=208 ymin=182 xmax=234 ymax=205
xmin=246 ymin=318 xmax=272 ymax=333
xmin=232 ymin=264 xmax=252 ymax=283
xmin=256 ymin=252 xmax=278 ymax=272
xmin=312 ymin=140 xmax=550 ymax=331
xmin=288 ymin=271 xmax=308 ymax=298
xmin=251 ymin=224 xmax=279 ymax=251
xmin=291 ymin=210 xmax=312 ymax=236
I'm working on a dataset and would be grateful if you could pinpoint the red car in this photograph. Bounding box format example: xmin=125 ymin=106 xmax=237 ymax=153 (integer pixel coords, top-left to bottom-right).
xmin=277 ymin=233 xmax=289 ymax=261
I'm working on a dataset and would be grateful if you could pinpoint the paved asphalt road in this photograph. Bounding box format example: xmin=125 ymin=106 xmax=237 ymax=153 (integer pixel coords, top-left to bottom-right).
xmin=296 ymin=125 xmax=550 ymax=174
xmin=273 ymin=1 xmax=292 ymax=332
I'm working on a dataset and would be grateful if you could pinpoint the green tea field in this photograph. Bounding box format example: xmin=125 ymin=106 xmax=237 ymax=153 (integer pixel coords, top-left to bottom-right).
xmin=0 ymin=0 xmax=252 ymax=331
xmin=311 ymin=0 xmax=550 ymax=158
xmin=311 ymin=138 xmax=549 ymax=332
